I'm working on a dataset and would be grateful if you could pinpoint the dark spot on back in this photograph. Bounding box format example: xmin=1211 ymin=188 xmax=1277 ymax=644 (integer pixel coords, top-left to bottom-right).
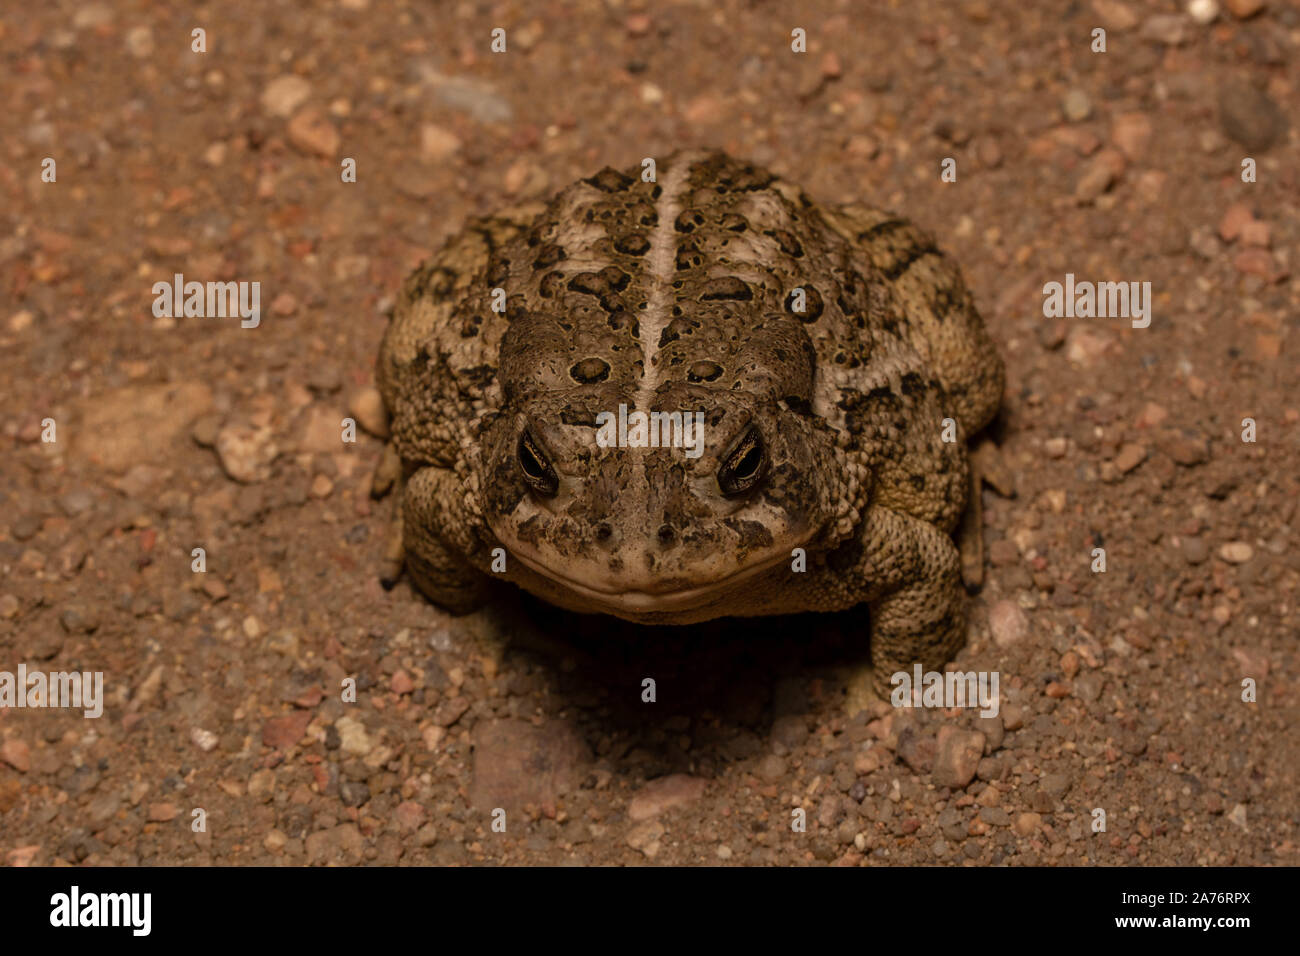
xmin=608 ymin=309 xmax=637 ymax=333
xmin=784 ymin=285 xmax=824 ymax=322
xmin=614 ymin=233 xmax=651 ymax=256
xmin=782 ymin=395 xmax=813 ymax=416
xmin=463 ymin=365 xmax=496 ymax=389
xmin=568 ymin=267 xmax=630 ymax=297
xmin=560 ymin=405 xmax=599 ymax=426
xmin=675 ymin=242 xmax=704 ymax=271
xmin=687 ymin=360 xmax=723 ymax=382
xmin=584 ymin=167 xmax=635 ymax=193
xmin=533 ymin=243 xmax=566 ymax=269
xmin=857 ymin=219 xmax=907 ymax=243
xmin=539 ymin=270 xmax=565 ymax=298
xmin=765 ymin=229 xmax=804 ymax=257
xmin=459 ymin=313 xmax=483 ymax=338
xmin=486 ymin=256 xmax=510 ymax=287
xmin=699 ymin=276 xmax=752 ymax=301
xmin=570 ymin=357 xmax=611 ymax=384
xmin=674 ymin=209 xmax=705 ymax=233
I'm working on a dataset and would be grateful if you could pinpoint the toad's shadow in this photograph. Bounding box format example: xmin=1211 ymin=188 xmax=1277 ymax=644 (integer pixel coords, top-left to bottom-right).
xmin=478 ymin=584 xmax=874 ymax=778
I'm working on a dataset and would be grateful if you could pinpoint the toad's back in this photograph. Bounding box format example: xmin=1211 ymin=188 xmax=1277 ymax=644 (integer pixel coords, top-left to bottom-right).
xmin=376 ymin=150 xmax=1004 ymax=692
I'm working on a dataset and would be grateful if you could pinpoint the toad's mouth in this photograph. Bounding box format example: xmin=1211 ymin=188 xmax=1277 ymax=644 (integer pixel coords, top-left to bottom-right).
xmin=504 ymin=543 xmax=795 ymax=612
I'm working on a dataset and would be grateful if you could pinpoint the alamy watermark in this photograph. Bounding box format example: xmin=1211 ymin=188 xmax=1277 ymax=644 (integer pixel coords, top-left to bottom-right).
xmin=890 ymin=664 xmax=999 ymax=718
xmin=151 ymin=272 xmax=261 ymax=328
xmin=1042 ymin=273 xmax=1150 ymax=329
xmin=0 ymin=664 xmax=104 ymax=718
xmin=50 ymin=886 xmax=151 ymax=936
xmin=595 ymin=403 xmax=705 ymax=459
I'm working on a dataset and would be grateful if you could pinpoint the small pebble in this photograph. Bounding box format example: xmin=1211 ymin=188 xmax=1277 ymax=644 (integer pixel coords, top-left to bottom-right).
xmin=271 ymin=293 xmax=298 ymax=316
xmin=1182 ymin=537 xmax=1209 ymax=564
xmin=1091 ymin=0 xmax=1139 ymax=31
xmin=59 ymin=604 xmax=101 ymax=634
xmin=1187 ymin=0 xmax=1219 ymax=24
xmin=73 ymin=4 xmax=113 ymax=28
xmin=215 ymin=424 xmax=278 ymax=483
xmin=1074 ymin=149 xmax=1125 ymax=202
xmin=626 ymin=13 xmax=653 ymax=36
xmin=391 ymin=670 xmax=415 ymax=695
xmin=57 ymin=489 xmax=94 ymax=517
xmin=1014 ymin=812 xmax=1042 ymax=836
xmin=1225 ymin=0 xmax=1265 ymax=18
xmin=626 ymin=819 xmax=665 ymax=858
xmin=628 ymin=774 xmax=707 ymax=821
xmin=420 ymin=124 xmax=462 ymax=162
xmin=125 ymin=26 xmax=154 ymax=58
xmin=1218 ymin=79 xmax=1287 ymax=152
xmin=988 ymin=600 xmax=1028 ymax=647
xmin=349 ymin=386 xmax=389 ymax=439
xmin=1110 ymin=113 xmax=1152 ymax=160
xmin=933 ymin=726 xmax=985 ymax=790
xmin=1141 ymin=14 xmax=1191 ymax=45
xmin=1233 ymin=249 xmax=1277 ymax=280
xmin=1218 ymin=202 xmax=1255 ymax=243
xmin=11 ymin=514 xmax=42 ymax=541
xmin=287 ymin=107 xmax=340 ymax=158
xmin=1 ymin=739 xmax=31 ymax=773
xmin=758 ymin=754 xmax=787 ymax=782
xmin=1219 ymin=542 xmax=1253 ymax=564
xmin=1239 ymin=220 xmax=1270 ymax=248
xmin=147 ymin=802 xmax=177 ymax=822
xmin=1062 ymin=89 xmax=1092 ymax=123
xmin=261 ymin=75 xmax=312 ymax=117
xmin=1113 ymin=442 xmax=1147 ymax=474
xmin=335 ymin=715 xmax=373 ymax=756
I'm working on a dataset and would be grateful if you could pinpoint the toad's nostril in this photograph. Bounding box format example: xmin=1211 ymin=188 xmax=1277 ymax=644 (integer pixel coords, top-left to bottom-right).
xmin=657 ymin=524 xmax=676 ymax=545
xmin=595 ymin=522 xmax=614 ymax=543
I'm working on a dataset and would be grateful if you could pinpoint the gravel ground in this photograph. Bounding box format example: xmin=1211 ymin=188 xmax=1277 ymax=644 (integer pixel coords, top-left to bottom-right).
xmin=1 ymin=0 xmax=1296 ymax=866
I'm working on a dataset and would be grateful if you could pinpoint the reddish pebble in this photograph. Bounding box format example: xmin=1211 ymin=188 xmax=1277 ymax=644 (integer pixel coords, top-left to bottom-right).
xmin=1 ymin=739 xmax=31 ymax=772
xmin=1233 ymin=249 xmax=1278 ymax=280
xmin=391 ymin=670 xmax=415 ymax=695
xmin=395 ymin=801 xmax=426 ymax=829
xmin=262 ymin=711 xmax=312 ymax=749
xmin=1218 ymin=202 xmax=1254 ymax=242
xmin=1239 ymin=219 xmax=1270 ymax=248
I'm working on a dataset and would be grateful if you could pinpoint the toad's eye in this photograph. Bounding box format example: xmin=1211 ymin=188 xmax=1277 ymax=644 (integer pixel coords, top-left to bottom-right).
xmin=717 ymin=424 xmax=768 ymax=498
xmin=517 ymin=428 xmax=559 ymax=497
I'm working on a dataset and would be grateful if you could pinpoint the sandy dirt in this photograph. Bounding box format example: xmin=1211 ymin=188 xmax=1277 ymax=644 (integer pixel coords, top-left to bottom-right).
xmin=0 ymin=0 xmax=1296 ymax=866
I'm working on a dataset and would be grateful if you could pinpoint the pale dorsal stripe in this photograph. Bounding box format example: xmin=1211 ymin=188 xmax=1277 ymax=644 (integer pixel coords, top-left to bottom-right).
xmin=635 ymin=155 xmax=693 ymax=412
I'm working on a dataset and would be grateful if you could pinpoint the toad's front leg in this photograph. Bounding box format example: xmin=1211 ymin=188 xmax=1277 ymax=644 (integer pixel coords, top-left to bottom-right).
xmin=396 ymin=463 xmax=492 ymax=615
xmin=836 ymin=505 xmax=968 ymax=698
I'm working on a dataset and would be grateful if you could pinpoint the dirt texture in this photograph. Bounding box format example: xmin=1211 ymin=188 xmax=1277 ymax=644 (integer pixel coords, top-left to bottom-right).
xmin=0 ymin=0 xmax=1296 ymax=866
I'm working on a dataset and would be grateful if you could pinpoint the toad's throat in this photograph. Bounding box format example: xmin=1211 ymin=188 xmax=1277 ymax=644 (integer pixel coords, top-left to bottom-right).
xmin=501 ymin=541 xmax=797 ymax=611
